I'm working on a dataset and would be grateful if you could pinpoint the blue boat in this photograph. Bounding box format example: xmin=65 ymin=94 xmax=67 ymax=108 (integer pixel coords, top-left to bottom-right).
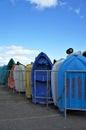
xmin=31 ymin=52 xmax=53 ymax=104
xmin=58 ymin=54 xmax=86 ymax=111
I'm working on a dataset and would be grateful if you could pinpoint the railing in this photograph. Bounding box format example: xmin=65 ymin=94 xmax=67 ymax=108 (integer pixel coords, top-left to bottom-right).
xmin=0 ymin=69 xmax=53 ymax=106
xmin=64 ymin=70 xmax=86 ymax=118
xmin=34 ymin=70 xmax=53 ymax=107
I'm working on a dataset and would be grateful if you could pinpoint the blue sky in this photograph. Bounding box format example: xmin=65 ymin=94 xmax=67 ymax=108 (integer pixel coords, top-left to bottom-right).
xmin=0 ymin=0 xmax=86 ymax=65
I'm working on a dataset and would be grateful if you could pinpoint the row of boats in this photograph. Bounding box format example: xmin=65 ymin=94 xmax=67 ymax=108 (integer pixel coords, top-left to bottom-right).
xmin=0 ymin=49 xmax=86 ymax=112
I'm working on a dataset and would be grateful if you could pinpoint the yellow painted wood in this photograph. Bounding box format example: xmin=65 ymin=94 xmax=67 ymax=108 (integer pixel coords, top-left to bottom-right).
xmin=25 ymin=64 xmax=32 ymax=98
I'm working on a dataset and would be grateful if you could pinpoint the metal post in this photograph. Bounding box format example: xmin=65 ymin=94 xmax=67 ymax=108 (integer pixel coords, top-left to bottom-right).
xmin=34 ymin=70 xmax=36 ymax=104
xmin=19 ymin=70 xmax=20 ymax=96
xmin=64 ymin=71 xmax=67 ymax=119
xmin=47 ymin=70 xmax=48 ymax=108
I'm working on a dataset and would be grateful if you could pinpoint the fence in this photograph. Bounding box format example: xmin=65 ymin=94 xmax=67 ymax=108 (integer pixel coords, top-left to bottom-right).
xmin=0 ymin=69 xmax=53 ymax=106
xmin=34 ymin=70 xmax=53 ymax=106
xmin=64 ymin=70 xmax=86 ymax=118
xmin=1 ymin=68 xmax=86 ymax=118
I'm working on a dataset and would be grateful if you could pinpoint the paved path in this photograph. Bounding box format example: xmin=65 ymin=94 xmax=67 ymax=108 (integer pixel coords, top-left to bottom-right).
xmin=0 ymin=85 xmax=86 ymax=130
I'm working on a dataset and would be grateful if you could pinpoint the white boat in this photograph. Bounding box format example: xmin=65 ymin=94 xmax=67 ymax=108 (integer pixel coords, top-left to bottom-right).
xmin=13 ymin=63 xmax=26 ymax=92
xmin=51 ymin=58 xmax=64 ymax=106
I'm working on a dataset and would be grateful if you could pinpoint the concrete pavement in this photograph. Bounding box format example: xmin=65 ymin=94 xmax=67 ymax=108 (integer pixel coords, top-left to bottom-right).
xmin=0 ymin=85 xmax=86 ymax=130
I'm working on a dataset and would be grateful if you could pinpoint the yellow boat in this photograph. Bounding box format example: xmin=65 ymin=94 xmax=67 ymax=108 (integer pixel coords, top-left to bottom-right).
xmin=25 ymin=64 xmax=32 ymax=98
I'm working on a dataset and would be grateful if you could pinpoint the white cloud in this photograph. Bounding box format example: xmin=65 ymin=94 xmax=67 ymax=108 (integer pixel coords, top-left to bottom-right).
xmin=6 ymin=45 xmax=39 ymax=55
xmin=26 ymin=0 xmax=58 ymax=9
xmin=68 ymin=6 xmax=83 ymax=18
xmin=74 ymin=8 xmax=80 ymax=15
xmin=59 ymin=1 xmax=67 ymax=7
xmin=0 ymin=45 xmax=40 ymax=66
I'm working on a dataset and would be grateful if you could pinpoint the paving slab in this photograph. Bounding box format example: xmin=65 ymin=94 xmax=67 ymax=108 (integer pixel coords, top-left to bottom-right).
xmin=0 ymin=85 xmax=86 ymax=130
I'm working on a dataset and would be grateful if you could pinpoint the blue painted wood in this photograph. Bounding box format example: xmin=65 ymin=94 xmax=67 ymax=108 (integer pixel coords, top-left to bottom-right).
xmin=31 ymin=52 xmax=53 ymax=104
